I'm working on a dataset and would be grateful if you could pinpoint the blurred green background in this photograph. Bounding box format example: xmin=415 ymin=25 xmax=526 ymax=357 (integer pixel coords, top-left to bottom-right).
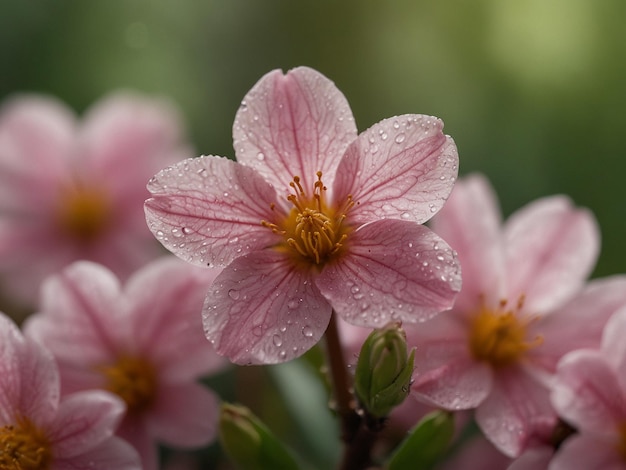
xmin=2 ymin=0 xmax=625 ymax=277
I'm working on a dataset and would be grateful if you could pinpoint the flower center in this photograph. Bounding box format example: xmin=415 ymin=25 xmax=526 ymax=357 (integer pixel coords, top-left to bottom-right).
xmin=262 ymin=172 xmax=354 ymax=266
xmin=56 ymin=185 xmax=111 ymax=242
xmin=98 ymin=356 xmax=157 ymax=414
xmin=0 ymin=417 xmax=52 ymax=470
xmin=468 ymin=296 xmax=543 ymax=368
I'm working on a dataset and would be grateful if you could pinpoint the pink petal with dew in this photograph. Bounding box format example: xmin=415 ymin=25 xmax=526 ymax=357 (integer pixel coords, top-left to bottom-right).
xmin=333 ymin=115 xmax=458 ymax=225
xmin=549 ymin=435 xmax=624 ymax=470
xmin=410 ymin=314 xmax=493 ymax=410
xmin=203 ymin=250 xmax=332 ymax=365
xmin=551 ymin=349 xmax=626 ymax=436
xmin=233 ymin=66 xmax=357 ymax=194
xmin=528 ymin=276 xmax=626 ymax=373
xmin=430 ymin=173 xmax=506 ymax=312
xmin=147 ymin=382 xmax=219 ymax=447
xmin=0 ymin=95 xmax=74 ymax=211
xmin=316 ymin=219 xmax=461 ymax=327
xmin=49 ymin=390 xmax=125 ymax=458
xmin=476 ymin=366 xmax=556 ymax=458
xmin=145 ymin=155 xmax=279 ymax=267
xmin=25 ymin=262 xmax=124 ymax=365
xmin=124 ymin=257 xmax=225 ymax=380
xmin=53 ymin=436 xmax=141 ymax=470
xmin=504 ymin=196 xmax=599 ymax=314
xmin=507 ymin=445 xmax=553 ymax=470
xmin=0 ymin=313 xmax=59 ymax=426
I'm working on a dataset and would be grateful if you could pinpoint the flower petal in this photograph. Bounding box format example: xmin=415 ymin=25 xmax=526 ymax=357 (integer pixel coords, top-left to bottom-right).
xmin=145 ymin=155 xmax=280 ymax=267
xmin=124 ymin=257 xmax=226 ymax=380
xmin=551 ymin=349 xmax=626 ymax=436
xmin=550 ymin=435 xmax=624 ymax=470
xmin=504 ymin=196 xmax=599 ymax=313
xmin=476 ymin=367 xmax=556 ymax=457
xmin=80 ymin=92 xmax=188 ymax=201
xmin=203 ymin=250 xmax=332 ymax=364
xmin=52 ymin=437 xmax=141 ymax=470
xmin=412 ymin=346 xmax=493 ymax=410
xmin=147 ymin=382 xmax=219 ymax=447
xmin=430 ymin=173 xmax=506 ymax=312
xmin=602 ymin=305 xmax=626 ymax=386
xmin=507 ymin=445 xmax=553 ymax=470
xmin=233 ymin=66 xmax=357 ymax=195
xmin=49 ymin=390 xmax=125 ymax=458
xmin=333 ymin=115 xmax=458 ymax=225
xmin=529 ymin=276 xmax=626 ymax=373
xmin=316 ymin=219 xmax=461 ymax=326
xmin=0 ymin=313 xmax=60 ymax=426
xmin=24 ymin=262 xmax=123 ymax=365
xmin=0 ymin=95 xmax=74 ymax=211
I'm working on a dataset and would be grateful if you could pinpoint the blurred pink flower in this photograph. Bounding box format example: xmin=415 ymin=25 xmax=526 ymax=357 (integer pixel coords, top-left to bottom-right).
xmin=0 ymin=91 xmax=190 ymax=305
xmin=0 ymin=311 xmax=140 ymax=469
xmin=145 ymin=66 xmax=461 ymax=365
xmin=24 ymin=257 xmax=225 ymax=470
xmin=410 ymin=173 xmax=626 ymax=457
xmin=550 ymin=306 xmax=626 ymax=469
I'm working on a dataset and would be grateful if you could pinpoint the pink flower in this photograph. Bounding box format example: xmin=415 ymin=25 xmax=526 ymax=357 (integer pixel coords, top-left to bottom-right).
xmin=410 ymin=173 xmax=626 ymax=457
xmin=144 ymin=66 xmax=461 ymax=364
xmin=0 ymin=311 xmax=140 ymax=469
xmin=0 ymin=92 xmax=190 ymax=305
xmin=24 ymin=257 xmax=224 ymax=470
xmin=550 ymin=305 xmax=626 ymax=469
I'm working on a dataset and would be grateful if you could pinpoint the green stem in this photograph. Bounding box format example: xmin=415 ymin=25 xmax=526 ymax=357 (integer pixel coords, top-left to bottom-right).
xmin=324 ymin=312 xmax=377 ymax=470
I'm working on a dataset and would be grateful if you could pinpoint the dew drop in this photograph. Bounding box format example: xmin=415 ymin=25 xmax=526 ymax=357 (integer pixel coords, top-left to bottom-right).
xmin=401 ymin=212 xmax=410 ymax=219
xmin=172 ymin=228 xmax=182 ymax=238
xmin=228 ymin=289 xmax=240 ymax=300
xmin=273 ymin=334 xmax=283 ymax=347
xmin=256 ymin=152 xmax=265 ymax=161
xmin=287 ymin=299 xmax=299 ymax=309
xmin=182 ymin=227 xmax=192 ymax=234
xmin=394 ymin=133 xmax=405 ymax=144
xmin=302 ymin=326 xmax=313 ymax=338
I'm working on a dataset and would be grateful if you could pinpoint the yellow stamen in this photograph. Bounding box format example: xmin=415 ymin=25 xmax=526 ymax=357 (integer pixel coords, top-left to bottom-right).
xmin=98 ymin=356 xmax=157 ymax=414
xmin=56 ymin=185 xmax=111 ymax=242
xmin=468 ymin=296 xmax=543 ymax=368
xmin=261 ymin=172 xmax=354 ymax=267
xmin=0 ymin=417 xmax=52 ymax=470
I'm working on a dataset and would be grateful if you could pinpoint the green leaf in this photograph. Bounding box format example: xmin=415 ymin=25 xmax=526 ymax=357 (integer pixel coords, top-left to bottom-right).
xmin=219 ymin=402 xmax=301 ymax=470
xmin=386 ymin=410 xmax=455 ymax=470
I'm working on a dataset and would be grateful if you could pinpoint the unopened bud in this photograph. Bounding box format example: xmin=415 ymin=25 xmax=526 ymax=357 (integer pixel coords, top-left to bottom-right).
xmin=354 ymin=322 xmax=415 ymax=418
xmin=218 ymin=403 xmax=299 ymax=470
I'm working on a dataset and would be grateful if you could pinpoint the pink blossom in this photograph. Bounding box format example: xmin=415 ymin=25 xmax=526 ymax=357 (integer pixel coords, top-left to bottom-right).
xmin=144 ymin=66 xmax=461 ymax=364
xmin=0 ymin=92 xmax=190 ymax=305
xmin=549 ymin=306 xmax=626 ymax=470
xmin=24 ymin=257 xmax=225 ymax=470
xmin=0 ymin=311 xmax=140 ymax=469
xmin=410 ymin=173 xmax=626 ymax=457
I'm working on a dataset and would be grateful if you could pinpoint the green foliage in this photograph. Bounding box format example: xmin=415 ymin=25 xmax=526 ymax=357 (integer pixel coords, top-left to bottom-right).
xmin=387 ymin=410 xmax=455 ymax=470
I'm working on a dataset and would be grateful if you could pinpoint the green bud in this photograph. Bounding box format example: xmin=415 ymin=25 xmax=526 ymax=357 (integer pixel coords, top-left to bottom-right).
xmin=354 ymin=322 xmax=415 ymax=418
xmin=218 ymin=403 xmax=300 ymax=470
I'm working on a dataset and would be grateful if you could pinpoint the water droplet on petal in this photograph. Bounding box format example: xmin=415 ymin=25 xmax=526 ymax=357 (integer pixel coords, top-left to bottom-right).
xmin=273 ymin=334 xmax=283 ymax=347
xmin=256 ymin=152 xmax=265 ymax=161
xmin=401 ymin=212 xmax=410 ymax=219
xmin=395 ymin=133 xmax=405 ymax=144
xmin=302 ymin=326 xmax=313 ymax=338
xmin=182 ymin=227 xmax=192 ymax=234
xmin=228 ymin=289 xmax=240 ymax=300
